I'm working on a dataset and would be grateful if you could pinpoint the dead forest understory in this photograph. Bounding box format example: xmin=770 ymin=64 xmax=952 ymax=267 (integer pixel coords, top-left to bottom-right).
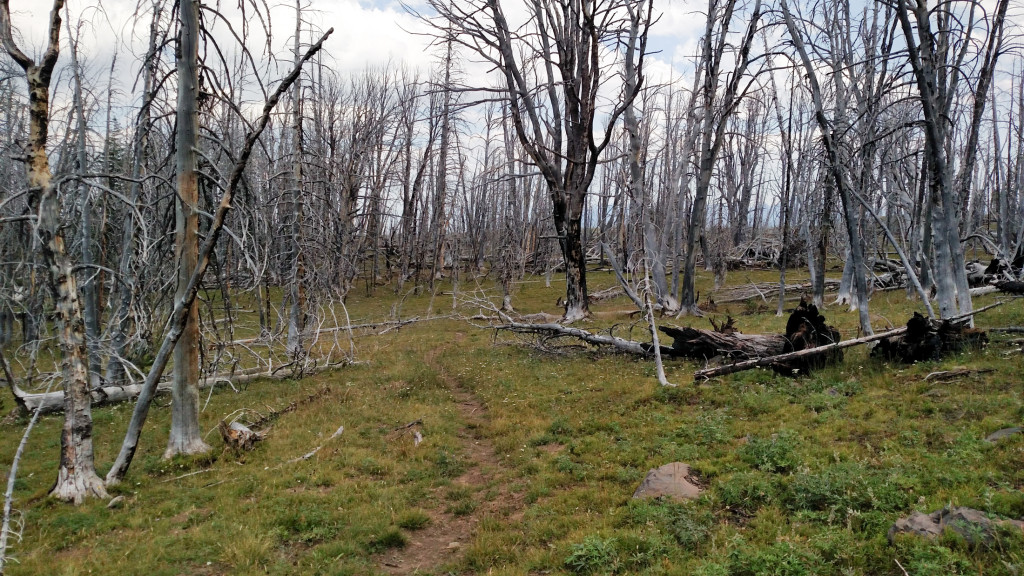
xmin=0 ymin=265 xmax=1023 ymax=575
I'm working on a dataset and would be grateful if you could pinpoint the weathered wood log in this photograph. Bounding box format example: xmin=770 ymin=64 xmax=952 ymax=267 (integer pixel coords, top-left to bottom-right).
xmin=497 ymin=320 xmax=662 ymax=356
xmin=694 ymin=327 xmax=907 ymax=380
xmin=924 ymin=368 xmax=994 ymax=382
xmin=660 ymin=301 xmax=842 ymax=375
xmin=659 ymin=324 xmax=788 ymax=361
xmin=990 ymin=326 xmax=1024 ymax=333
xmin=969 ymin=286 xmax=999 ymax=297
xmin=713 ymin=280 xmax=840 ymax=304
xmin=9 ymin=363 xmax=336 ymax=415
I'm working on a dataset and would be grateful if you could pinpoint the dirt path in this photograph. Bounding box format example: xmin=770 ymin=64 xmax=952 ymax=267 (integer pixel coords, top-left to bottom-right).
xmin=380 ymin=346 xmax=525 ymax=575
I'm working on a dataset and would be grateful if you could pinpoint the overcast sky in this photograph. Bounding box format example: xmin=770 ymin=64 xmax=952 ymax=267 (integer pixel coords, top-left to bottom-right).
xmin=4 ymin=0 xmax=708 ymax=106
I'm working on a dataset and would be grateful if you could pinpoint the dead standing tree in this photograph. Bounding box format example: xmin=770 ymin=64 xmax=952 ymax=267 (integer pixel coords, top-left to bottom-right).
xmin=678 ymin=0 xmax=762 ymax=316
xmin=895 ymin=0 xmax=1010 ymax=320
xmin=0 ymin=0 xmax=108 ymax=503
xmin=165 ymin=0 xmax=211 ymax=458
xmin=105 ymin=27 xmax=334 ymax=485
xmin=419 ymin=0 xmax=652 ymax=322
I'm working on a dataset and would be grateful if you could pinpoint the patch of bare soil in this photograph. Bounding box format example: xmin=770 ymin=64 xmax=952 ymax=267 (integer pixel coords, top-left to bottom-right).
xmin=380 ymin=351 xmax=525 ymax=575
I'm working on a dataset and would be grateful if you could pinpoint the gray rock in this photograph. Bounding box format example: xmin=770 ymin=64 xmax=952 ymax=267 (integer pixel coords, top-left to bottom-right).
xmin=107 ymin=495 xmax=125 ymax=509
xmin=984 ymin=427 xmax=1023 ymax=443
xmin=888 ymin=511 xmax=942 ymax=541
xmin=889 ymin=506 xmax=1024 ymax=545
xmin=632 ymin=462 xmax=701 ymax=501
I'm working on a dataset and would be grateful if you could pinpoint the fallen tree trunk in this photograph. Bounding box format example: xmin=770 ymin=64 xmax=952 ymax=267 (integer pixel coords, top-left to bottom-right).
xmin=10 ymin=363 xmax=342 ymax=415
xmin=218 ymin=420 xmax=266 ymax=451
xmin=659 ymin=324 xmax=788 ymax=360
xmin=693 ymin=327 xmax=907 ymax=380
xmin=497 ymin=319 xmax=664 ymax=356
xmin=995 ymin=281 xmax=1024 ymax=295
xmin=694 ymin=301 xmax=1004 ymax=380
xmin=713 ymin=280 xmax=840 ymax=304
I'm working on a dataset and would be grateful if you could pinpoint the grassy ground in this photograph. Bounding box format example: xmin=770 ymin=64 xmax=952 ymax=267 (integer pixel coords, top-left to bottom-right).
xmin=1 ymin=267 xmax=1023 ymax=575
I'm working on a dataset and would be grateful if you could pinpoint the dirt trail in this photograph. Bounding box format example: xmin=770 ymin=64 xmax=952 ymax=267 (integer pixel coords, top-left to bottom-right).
xmin=380 ymin=345 xmax=525 ymax=575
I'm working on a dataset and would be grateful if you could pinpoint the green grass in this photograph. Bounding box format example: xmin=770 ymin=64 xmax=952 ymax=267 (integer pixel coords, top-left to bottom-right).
xmin=1 ymin=266 xmax=1023 ymax=574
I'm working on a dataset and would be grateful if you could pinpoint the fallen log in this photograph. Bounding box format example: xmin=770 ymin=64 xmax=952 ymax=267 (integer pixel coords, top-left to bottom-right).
xmin=660 ymin=300 xmax=842 ymax=375
xmin=924 ymin=368 xmax=994 ymax=382
xmin=713 ymin=280 xmax=840 ymax=304
xmin=497 ymin=319 xmax=662 ymax=356
xmin=694 ymin=327 xmax=907 ymax=380
xmin=659 ymin=322 xmax=788 ymax=361
xmin=10 ymin=362 xmax=342 ymax=415
xmin=990 ymin=326 xmax=1024 ymax=334
xmin=995 ymin=281 xmax=1024 ymax=296
xmin=693 ymin=301 xmax=1005 ymax=380
xmin=969 ymin=286 xmax=999 ymax=297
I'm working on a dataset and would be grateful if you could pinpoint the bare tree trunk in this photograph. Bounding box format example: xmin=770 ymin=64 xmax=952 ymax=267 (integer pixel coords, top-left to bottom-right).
xmin=166 ymin=0 xmax=210 ymax=458
xmin=623 ymin=6 xmax=675 ymax=313
xmin=0 ymin=0 xmax=108 ymax=503
xmin=895 ymin=0 xmax=974 ymax=320
xmin=680 ymin=0 xmax=761 ymax=315
xmin=65 ymin=14 xmax=102 ymax=383
xmin=781 ymin=0 xmax=873 ymax=334
xmin=286 ymin=0 xmax=306 ymax=360
xmin=107 ymin=6 xmax=159 ymax=386
xmin=105 ymin=28 xmax=333 ymax=485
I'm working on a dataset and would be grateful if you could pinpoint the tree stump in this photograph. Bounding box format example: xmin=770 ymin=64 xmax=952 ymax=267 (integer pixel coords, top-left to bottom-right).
xmin=218 ymin=420 xmax=265 ymax=451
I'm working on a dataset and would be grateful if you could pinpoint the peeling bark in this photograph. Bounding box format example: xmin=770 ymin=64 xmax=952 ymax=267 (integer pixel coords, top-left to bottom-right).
xmin=0 ymin=0 xmax=108 ymax=504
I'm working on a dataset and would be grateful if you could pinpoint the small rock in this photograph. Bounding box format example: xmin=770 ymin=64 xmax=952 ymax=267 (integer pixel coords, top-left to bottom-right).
xmin=888 ymin=511 xmax=943 ymax=541
xmin=984 ymin=427 xmax=1023 ymax=443
xmin=889 ymin=506 xmax=1024 ymax=545
xmin=447 ymin=542 xmax=461 ymax=550
xmin=632 ymin=462 xmax=701 ymax=501
xmin=107 ymin=495 xmax=125 ymax=509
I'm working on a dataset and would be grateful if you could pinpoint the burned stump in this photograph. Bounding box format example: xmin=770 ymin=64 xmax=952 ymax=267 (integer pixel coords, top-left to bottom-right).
xmin=872 ymin=312 xmax=988 ymax=363
xmin=775 ymin=298 xmax=843 ymax=374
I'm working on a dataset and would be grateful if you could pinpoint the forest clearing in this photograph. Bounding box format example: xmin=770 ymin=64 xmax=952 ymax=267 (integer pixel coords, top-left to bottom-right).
xmin=1 ymin=0 xmax=1023 ymax=572
xmin=0 ymin=269 xmax=1022 ymax=575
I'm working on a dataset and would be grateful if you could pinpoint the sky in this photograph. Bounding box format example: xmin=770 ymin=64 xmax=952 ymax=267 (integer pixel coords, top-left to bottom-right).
xmin=3 ymin=0 xmax=709 ymax=106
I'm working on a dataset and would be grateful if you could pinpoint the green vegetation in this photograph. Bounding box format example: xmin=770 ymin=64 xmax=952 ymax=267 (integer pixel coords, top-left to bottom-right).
xmin=1 ymin=268 xmax=1023 ymax=575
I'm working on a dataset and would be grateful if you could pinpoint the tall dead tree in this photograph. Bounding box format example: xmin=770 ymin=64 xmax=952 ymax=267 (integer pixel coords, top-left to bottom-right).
xmin=107 ymin=2 xmax=163 ymax=386
xmin=780 ymin=0 xmax=872 ymax=334
xmin=286 ymin=0 xmax=306 ymax=359
xmin=166 ymin=0 xmax=210 ymax=458
xmin=421 ymin=0 xmax=652 ymax=322
xmin=0 ymin=0 xmax=108 ymax=503
xmin=65 ymin=12 xmax=103 ymax=382
xmin=894 ymin=0 xmax=1002 ymax=320
xmin=105 ymin=27 xmax=334 ymax=485
xmin=678 ymin=0 xmax=762 ymax=315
